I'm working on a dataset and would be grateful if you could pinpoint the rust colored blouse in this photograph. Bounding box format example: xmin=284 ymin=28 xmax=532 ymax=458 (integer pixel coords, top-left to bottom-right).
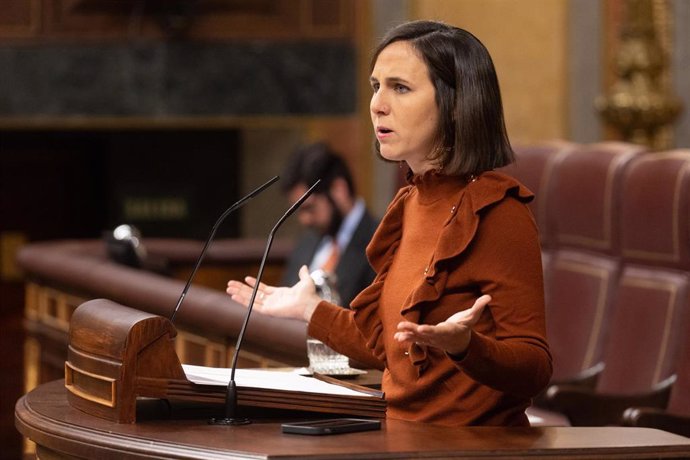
xmin=307 ymin=171 xmax=552 ymax=426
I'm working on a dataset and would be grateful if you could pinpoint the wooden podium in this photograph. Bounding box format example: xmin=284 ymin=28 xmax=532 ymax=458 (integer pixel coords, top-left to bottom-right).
xmin=64 ymin=299 xmax=385 ymax=424
xmin=16 ymin=380 xmax=690 ymax=459
xmin=16 ymin=299 xmax=690 ymax=459
xmin=65 ymin=299 xmax=187 ymax=423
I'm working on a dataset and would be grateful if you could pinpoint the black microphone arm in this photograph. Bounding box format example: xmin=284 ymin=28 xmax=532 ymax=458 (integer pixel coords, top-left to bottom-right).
xmin=169 ymin=175 xmax=279 ymax=323
xmin=210 ymin=179 xmax=321 ymax=426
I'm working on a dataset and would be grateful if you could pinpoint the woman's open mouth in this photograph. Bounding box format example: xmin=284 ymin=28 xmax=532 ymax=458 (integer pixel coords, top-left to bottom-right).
xmin=376 ymin=126 xmax=393 ymax=139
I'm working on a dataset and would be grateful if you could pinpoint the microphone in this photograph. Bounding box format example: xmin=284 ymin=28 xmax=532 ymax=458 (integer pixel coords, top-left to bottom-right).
xmin=169 ymin=175 xmax=279 ymax=323
xmin=210 ymin=179 xmax=321 ymax=426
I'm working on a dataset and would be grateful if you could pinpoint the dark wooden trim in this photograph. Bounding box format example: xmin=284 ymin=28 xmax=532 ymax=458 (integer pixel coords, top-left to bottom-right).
xmin=15 ymin=380 xmax=690 ymax=460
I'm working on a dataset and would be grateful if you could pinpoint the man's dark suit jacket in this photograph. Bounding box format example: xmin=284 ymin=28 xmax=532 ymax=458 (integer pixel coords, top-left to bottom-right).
xmin=281 ymin=211 xmax=379 ymax=307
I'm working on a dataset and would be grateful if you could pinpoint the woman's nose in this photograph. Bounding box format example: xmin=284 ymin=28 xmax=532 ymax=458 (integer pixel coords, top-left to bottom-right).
xmin=370 ymin=92 xmax=389 ymax=115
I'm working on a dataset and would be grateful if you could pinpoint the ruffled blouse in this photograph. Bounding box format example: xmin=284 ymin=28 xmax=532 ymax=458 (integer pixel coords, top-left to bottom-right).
xmin=308 ymin=170 xmax=552 ymax=426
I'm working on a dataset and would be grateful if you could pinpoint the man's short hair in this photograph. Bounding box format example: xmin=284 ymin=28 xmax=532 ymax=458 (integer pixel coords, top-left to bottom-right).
xmin=281 ymin=142 xmax=356 ymax=196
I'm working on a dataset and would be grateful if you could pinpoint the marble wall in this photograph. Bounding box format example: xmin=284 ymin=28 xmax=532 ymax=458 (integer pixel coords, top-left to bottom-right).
xmin=0 ymin=42 xmax=355 ymax=116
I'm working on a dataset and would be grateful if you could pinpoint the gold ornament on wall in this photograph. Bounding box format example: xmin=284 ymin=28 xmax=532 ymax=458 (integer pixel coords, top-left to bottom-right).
xmin=596 ymin=0 xmax=682 ymax=149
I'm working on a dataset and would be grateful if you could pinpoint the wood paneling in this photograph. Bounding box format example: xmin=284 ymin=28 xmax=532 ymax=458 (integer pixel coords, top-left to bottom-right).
xmin=0 ymin=280 xmax=24 ymax=460
xmin=0 ymin=0 xmax=355 ymax=41
xmin=0 ymin=0 xmax=41 ymax=38
xmin=23 ymin=281 xmax=293 ymax=391
xmin=411 ymin=0 xmax=569 ymax=144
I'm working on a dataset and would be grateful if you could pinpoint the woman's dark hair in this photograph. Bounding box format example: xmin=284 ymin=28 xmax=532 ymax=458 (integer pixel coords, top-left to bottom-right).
xmin=281 ymin=142 xmax=356 ymax=197
xmin=371 ymin=20 xmax=514 ymax=176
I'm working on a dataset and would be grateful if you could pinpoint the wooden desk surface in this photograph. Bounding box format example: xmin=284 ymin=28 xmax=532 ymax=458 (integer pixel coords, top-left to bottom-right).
xmin=16 ymin=380 xmax=690 ymax=459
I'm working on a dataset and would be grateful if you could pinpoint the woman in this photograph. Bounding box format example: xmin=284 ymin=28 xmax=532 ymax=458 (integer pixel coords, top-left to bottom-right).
xmin=227 ymin=20 xmax=552 ymax=426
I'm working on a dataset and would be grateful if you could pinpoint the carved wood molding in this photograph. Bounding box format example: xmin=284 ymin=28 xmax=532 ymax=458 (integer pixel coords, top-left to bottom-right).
xmin=0 ymin=0 xmax=354 ymax=41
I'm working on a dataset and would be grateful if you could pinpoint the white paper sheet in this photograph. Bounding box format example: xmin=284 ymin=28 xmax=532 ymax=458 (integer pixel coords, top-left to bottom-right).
xmin=182 ymin=364 xmax=375 ymax=398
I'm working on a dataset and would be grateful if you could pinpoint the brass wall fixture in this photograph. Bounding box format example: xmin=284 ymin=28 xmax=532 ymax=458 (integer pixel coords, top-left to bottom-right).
xmin=596 ymin=0 xmax=682 ymax=149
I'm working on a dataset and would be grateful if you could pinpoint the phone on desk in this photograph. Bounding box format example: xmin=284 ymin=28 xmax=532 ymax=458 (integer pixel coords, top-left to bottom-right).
xmin=281 ymin=418 xmax=381 ymax=435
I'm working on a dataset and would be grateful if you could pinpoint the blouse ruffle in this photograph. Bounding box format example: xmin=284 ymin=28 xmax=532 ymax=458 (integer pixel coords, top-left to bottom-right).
xmin=349 ymin=171 xmax=534 ymax=372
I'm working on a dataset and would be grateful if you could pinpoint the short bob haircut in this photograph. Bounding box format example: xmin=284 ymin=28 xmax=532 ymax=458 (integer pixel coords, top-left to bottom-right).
xmin=371 ymin=20 xmax=514 ymax=177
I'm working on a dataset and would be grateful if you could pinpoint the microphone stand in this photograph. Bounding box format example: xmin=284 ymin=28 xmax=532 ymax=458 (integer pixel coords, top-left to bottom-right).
xmin=169 ymin=175 xmax=279 ymax=323
xmin=209 ymin=179 xmax=321 ymax=426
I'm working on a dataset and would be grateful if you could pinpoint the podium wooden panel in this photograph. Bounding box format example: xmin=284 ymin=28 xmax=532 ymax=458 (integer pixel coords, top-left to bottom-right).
xmin=65 ymin=298 xmax=187 ymax=423
xmin=64 ymin=298 xmax=384 ymax=423
xmin=16 ymin=380 xmax=690 ymax=459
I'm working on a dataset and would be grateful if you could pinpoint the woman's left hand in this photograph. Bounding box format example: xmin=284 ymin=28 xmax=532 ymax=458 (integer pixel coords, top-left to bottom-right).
xmin=393 ymin=294 xmax=491 ymax=356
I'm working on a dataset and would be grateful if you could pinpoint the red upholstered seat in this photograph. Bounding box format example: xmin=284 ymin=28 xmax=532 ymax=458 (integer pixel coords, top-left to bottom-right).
xmin=618 ymin=151 xmax=690 ymax=436
xmin=505 ymin=141 xmax=575 ymax=248
xmin=546 ymin=150 xmax=690 ymax=427
xmin=622 ymin=315 xmax=690 ymax=436
xmin=542 ymin=142 xmax=645 ymax=385
xmin=602 ymin=150 xmax=690 ymax=394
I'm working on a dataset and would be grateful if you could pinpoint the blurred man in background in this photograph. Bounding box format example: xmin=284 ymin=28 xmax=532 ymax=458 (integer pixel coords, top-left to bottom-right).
xmin=280 ymin=142 xmax=378 ymax=306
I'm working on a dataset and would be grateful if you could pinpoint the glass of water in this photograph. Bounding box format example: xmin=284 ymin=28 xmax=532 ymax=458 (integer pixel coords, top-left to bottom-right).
xmin=306 ymin=338 xmax=350 ymax=374
xmin=307 ymin=270 xmax=350 ymax=374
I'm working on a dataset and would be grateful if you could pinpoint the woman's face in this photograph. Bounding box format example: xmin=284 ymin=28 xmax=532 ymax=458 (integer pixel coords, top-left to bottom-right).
xmin=370 ymin=40 xmax=440 ymax=174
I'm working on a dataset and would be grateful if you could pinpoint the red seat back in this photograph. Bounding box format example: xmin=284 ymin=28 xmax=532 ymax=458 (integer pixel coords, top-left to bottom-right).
xmin=597 ymin=151 xmax=690 ymax=394
xmin=544 ymin=142 xmax=645 ymax=382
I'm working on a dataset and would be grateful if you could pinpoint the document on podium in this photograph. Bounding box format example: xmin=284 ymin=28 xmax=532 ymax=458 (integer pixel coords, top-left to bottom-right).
xmin=183 ymin=365 xmax=375 ymax=397
xmin=181 ymin=364 xmax=386 ymax=417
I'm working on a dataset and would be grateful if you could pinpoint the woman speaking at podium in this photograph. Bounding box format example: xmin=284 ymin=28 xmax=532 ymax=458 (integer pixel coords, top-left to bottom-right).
xmin=227 ymin=20 xmax=552 ymax=427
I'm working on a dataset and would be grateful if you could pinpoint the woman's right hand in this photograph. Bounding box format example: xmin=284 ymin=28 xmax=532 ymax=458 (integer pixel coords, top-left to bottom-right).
xmin=226 ymin=265 xmax=321 ymax=322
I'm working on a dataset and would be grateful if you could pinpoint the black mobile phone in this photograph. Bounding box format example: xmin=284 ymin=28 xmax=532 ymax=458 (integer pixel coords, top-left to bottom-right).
xmin=281 ymin=418 xmax=381 ymax=435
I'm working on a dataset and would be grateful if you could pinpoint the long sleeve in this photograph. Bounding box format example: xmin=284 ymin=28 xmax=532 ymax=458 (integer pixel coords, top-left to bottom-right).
xmin=454 ymin=197 xmax=552 ymax=398
xmin=308 ymin=300 xmax=385 ymax=369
